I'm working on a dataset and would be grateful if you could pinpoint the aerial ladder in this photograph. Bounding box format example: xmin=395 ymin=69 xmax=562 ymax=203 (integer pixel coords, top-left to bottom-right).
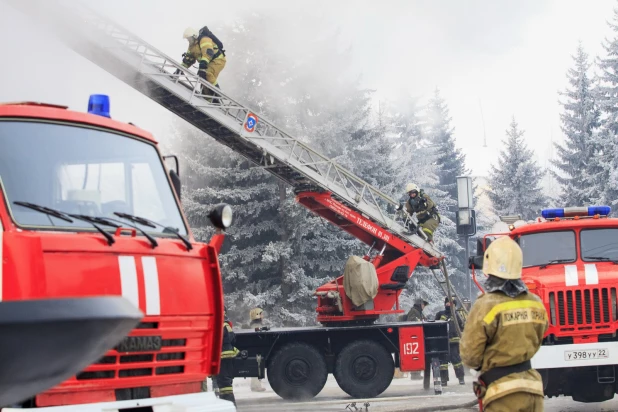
xmin=5 ymin=0 xmax=469 ymax=325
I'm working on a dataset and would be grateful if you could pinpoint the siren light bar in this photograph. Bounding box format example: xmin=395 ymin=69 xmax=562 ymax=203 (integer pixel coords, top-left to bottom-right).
xmin=541 ymin=206 xmax=611 ymax=219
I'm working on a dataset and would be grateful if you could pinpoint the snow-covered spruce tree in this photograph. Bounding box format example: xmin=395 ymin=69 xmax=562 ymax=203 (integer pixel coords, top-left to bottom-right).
xmin=552 ymin=43 xmax=600 ymax=206
xmin=487 ymin=117 xmax=548 ymax=220
xmin=592 ymin=7 xmax=618 ymax=212
xmin=423 ymin=90 xmax=468 ymax=301
xmin=178 ymin=12 xmax=379 ymax=326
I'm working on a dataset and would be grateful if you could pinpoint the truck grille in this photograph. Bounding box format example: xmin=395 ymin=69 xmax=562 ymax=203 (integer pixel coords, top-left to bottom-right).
xmin=549 ymin=288 xmax=616 ymax=331
xmin=69 ymin=316 xmax=210 ymax=383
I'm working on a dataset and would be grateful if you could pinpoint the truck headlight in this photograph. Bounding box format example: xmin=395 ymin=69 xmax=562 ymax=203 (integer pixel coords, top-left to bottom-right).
xmin=209 ymin=204 xmax=233 ymax=229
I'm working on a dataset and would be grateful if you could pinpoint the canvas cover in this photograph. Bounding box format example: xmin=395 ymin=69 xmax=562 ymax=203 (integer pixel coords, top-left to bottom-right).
xmin=343 ymin=255 xmax=379 ymax=307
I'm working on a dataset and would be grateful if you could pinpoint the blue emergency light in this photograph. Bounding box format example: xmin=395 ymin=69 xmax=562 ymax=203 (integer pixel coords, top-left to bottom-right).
xmin=87 ymin=94 xmax=110 ymax=118
xmin=541 ymin=206 xmax=611 ymax=219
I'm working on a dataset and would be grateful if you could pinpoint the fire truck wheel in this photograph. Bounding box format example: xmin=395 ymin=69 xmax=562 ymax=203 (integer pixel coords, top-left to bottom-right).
xmin=266 ymin=342 xmax=328 ymax=400
xmin=334 ymin=340 xmax=394 ymax=398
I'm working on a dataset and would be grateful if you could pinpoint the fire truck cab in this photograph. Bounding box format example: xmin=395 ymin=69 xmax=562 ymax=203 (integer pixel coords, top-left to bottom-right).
xmin=473 ymin=206 xmax=618 ymax=403
xmin=0 ymin=96 xmax=234 ymax=411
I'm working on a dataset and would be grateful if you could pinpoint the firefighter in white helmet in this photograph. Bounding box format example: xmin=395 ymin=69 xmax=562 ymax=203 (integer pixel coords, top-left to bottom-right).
xmin=179 ymin=26 xmax=226 ymax=99
xmin=460 ymin=236 xmax=548 ymax=411
xmin=396 ymin=183 xmax=440 ymax=242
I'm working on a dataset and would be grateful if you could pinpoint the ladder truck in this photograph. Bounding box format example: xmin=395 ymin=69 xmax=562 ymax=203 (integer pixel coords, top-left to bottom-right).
xmin=5 ymin=0 xmax=468 ymax=403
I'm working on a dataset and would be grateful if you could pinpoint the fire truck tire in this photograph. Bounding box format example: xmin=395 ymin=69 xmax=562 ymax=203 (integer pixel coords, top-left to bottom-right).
xmin=334 ymin=340 xmax=394 ymax=398
xmin=266 ymin=342 xmax=328 ymax=400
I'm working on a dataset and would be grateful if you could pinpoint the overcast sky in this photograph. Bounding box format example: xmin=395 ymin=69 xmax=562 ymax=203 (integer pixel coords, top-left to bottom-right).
xmin=1 ymin=0 xmax=615 ymax=185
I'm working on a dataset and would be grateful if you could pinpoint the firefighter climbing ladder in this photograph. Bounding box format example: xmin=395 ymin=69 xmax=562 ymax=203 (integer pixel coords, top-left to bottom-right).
xmin=5 ymin=0 xmax=448 ymax=264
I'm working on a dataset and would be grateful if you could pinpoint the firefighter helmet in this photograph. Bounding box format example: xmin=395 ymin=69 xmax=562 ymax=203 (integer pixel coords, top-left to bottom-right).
xmin=414 ymin=297 xmax=429 ymax=306
xmin=249 ymin=308 xmax=264 ymax=321
xmin=183 ymin=27 xmax=198 ymax=39
xmin=483 ymin=236 xmax=523 ymax=280
xmin=405 ymin=183 xmax=419 ymax=194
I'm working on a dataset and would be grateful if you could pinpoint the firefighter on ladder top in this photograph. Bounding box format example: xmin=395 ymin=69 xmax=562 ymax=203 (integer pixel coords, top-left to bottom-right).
xmin=396 ymin=183 xmax=440 ymax=243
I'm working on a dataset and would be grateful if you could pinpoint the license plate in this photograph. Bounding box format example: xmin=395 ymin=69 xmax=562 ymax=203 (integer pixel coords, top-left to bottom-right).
xmin=564 ymin=348 xmax=609 ymax=361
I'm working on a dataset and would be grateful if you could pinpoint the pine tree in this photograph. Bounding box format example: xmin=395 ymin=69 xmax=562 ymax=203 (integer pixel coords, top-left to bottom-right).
xmin=592 ymin=6 xmax=618 ymax=211
xmin=425 ymin=89 xmax=467 ymax=204
xmin=552 ymin=43 xmax=600 ymax=206
xmin=487 ymin=117 xmax=548 ymax=220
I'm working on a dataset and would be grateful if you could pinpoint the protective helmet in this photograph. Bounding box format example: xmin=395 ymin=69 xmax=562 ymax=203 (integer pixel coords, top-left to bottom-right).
xmin=249 ymin=308 xmax=264 ymax=321
xmin=483 ymin=236 xmax=523 ymax=280
xmin=183 ymin=27 xmax=198 ymax=39
xmin=444 ymin=296 xmax=456 ymax=305
xmin=414 ymin=297 xmax=429 ymax=306
xmin=405 ymin=183 xmax=419 ymax=194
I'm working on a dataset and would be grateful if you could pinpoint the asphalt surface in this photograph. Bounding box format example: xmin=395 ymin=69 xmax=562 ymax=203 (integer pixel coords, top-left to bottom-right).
xmin=230 ymin=370 xmax=618 ymax=412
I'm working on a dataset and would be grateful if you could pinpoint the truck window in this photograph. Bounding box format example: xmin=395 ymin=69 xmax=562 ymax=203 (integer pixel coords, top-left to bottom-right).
xmin=581 ymin=228 xmax=618 ymax=261
xmin=519 ymin=231 xmax=576 ymax=267
xmin=0 ymin=120 xmax=187 ymax=235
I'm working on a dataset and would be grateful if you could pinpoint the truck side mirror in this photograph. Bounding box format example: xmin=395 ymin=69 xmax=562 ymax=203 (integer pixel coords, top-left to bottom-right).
xmin=163 ymin=155 xmax=181 ymax=201
xmin=468 ymin=238 xmax=490 ymax=269
xmin=169 ymin=169 xmax=181 ymax=201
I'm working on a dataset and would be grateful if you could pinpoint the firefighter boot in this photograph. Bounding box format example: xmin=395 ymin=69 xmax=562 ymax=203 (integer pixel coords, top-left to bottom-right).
xmin=220 ymin=393 xmax=236 ymax=407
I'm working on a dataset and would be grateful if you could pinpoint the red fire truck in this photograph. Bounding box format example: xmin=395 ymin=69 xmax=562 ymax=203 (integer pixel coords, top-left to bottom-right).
xmin=470 ymin=206 xmax=618 ymax=403
xmin=0 ymin=96 xmax=235 ymax=411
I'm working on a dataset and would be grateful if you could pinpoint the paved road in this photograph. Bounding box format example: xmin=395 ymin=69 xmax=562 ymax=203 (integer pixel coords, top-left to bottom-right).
xmin=233 ymin=373 xmax=618 ymax=412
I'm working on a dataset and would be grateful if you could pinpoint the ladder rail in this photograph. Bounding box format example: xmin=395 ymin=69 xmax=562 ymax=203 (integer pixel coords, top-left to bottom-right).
xmin=5 ymin=0 xmax=444 ymax=258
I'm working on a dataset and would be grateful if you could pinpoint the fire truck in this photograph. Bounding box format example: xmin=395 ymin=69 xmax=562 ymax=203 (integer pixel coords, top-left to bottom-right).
xmin=470 ymin=206 xmax=618 ymax=403
xmin=0 ymin=96 xmax=235 ymax=411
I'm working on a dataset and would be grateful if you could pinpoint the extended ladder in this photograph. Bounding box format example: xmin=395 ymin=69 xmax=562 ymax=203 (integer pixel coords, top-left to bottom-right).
xmin=5 ymin=0 xmax=442 ymax=259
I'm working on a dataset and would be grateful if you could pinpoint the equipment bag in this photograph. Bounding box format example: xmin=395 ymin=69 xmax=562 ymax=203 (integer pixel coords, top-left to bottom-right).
xmin=198 ymin=26 xmax=225 ymax=58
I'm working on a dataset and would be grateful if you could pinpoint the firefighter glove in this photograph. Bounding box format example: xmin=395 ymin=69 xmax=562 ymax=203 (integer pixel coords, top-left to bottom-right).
xmin=396 ymin=203 xmax=403 ymax=211
xmin=199 ymin=60 xmax=209 ymax=70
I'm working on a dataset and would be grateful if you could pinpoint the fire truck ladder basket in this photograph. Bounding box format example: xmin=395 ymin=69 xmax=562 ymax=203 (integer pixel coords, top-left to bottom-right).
xmin=4 ymin=0 xmax=442 ymax=259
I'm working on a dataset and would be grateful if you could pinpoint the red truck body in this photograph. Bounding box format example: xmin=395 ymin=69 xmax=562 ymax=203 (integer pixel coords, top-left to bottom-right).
xmin=0 ymin=101 xmax=226 ymax=408
xmin=476 ymin=207 xmax=618 ymax=403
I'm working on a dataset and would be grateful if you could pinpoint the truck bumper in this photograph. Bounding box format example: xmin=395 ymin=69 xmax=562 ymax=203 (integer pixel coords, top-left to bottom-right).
xmin=532 ymin=341 xmax=618 ymax=369
xmin=2 ymin=393 xmax=235 ymax=412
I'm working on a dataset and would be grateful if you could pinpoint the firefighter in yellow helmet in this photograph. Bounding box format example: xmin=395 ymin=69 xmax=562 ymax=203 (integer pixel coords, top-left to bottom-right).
xmin=248 ymin=308 xmax=267 ymax=392
xmin=460 ymin=236 xmax=548 ymax=411
xmin=396 ymin=183 xmax=440 ymax=243
xmin=180 ymin=26 xmax=226 ymax=98
xmin=216 ymin=306 xmax=239 ymax=406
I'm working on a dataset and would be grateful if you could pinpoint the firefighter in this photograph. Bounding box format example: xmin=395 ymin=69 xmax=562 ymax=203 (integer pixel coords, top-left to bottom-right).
xmin=217 ymin=306 xmax=239 ymax=406
xmin=180 ymin=26 xmax=226 ymax=97
xmin=406 ymin=297 xmax=428 ymax=321
xmin=396 ymin=183 xmax=440 ymax=242
xmin=460 ymin=236 xmax=548 ymax=411
xmin=249 ymin=308 xmax=267 ymax=392
xmin=435 ymin=296 xmax=465 ymax=386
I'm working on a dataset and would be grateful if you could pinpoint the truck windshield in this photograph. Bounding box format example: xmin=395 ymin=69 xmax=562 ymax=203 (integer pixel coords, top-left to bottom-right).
xmin=581 ymin=228 xmax=618 ymax=261
xmin=0 ymin=120 xmax=187 ymax=236
xmin=519 ymin=231 xmax=576 ymax=267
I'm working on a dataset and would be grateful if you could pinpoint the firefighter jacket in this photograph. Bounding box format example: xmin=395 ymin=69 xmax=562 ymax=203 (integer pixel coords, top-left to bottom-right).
xmin=405 ymin=304 xmax=425 ymax=322
xmin=249 ymin=319 xmax=262 ymax=329
xmin=459 ymin=291 xmax=548 ymax=407
xmin=221 ymin=321 xmax=239 ymax=359
xmin=182 ymin=35 xmax=224 ymax=68
xmin=404 ymin=193 xmax=438 ymax=224
xmin=435 ymin=307 xmax=465 ymax=343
